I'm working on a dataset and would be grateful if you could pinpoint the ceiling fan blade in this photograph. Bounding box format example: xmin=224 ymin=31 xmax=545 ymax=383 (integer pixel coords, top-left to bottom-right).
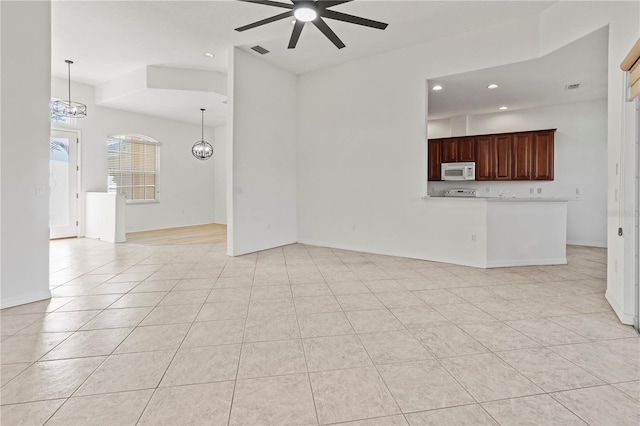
xmin=236 ymin=0 xmax=294 ymax=9
xmin=317 ymin=1 xmax=354 ymax=11
xmin=235 ymin=10 xmax=294 ymax=31
xmin=288 ymin=21 xmax=305 ymax=48
xmin=312 ymin=18 xmax=345 ymax=49
xmin=322 ymin=9 xmax=388 ymax=30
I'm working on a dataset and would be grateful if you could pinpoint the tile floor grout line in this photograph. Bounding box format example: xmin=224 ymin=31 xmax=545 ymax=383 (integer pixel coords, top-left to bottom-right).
xmin=224 ymin=249 xmax=256 ymax=426
xmin=4 ymin=241 xmax=637 ymax=425
xmin=131 ymin=249 xmax=222 ymax=425
xmin=322 ymin=256 xmax=414 ymax=423
xmin=375 ymin=288 xmax=491 ymax=412
xmin=292 ymin=245 xmax=322 ymax=426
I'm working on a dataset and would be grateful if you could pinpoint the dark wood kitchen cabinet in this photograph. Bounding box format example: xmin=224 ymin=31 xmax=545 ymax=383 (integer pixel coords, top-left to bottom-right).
xmin=512 ymin=133 xmax=534 ymax=180
xmin=512 ymin=130 xmax=555 ymax=180
xmin=532 ymin=130 xmax=554 ymax=180
xmin=475 ymin=134 xmax=512 ymax=181
xmin=442 ymin=137 xmax=475 ymax=163
xmin=427 ymin=129 xmax=555 ymax=181
xmin=428 ymin=139 xmax=442 ymax=181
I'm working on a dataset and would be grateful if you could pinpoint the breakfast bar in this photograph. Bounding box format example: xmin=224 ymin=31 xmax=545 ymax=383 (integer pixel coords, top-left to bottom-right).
xmin=424 ymin=197 xmax=568 ymax=268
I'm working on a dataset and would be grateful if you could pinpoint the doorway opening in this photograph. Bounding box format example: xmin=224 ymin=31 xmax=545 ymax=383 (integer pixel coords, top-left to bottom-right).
xmin=50 ymin=128 xmax=80 ymax=239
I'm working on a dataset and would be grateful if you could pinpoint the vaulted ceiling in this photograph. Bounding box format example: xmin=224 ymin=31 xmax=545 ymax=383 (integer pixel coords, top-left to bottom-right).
xmin=52 ymin=1 xmax=580 ymax=126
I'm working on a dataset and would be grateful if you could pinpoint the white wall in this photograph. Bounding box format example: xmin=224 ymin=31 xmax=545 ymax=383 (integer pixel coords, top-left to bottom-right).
xmin=536 ymin=1 xmax=639 ymax=325
xmin=51 ymin=78 xmax=218 ymax=233
xmin=228 ymin=48 xmax=297 ymax=256
xmin=298 ymin=16 xmax=540 ymax=259
xmin=214 ymin=125 xmax=227 ymax=224
xmin=428 ymin=118 xmax=452 ymax=139
xmin=296 ymin=3 xmax=639 ymax=323
xmin=1 ymin=1 xmax=52 ymax=308
xmin=428 ymin=100 xmax=608 ymax=247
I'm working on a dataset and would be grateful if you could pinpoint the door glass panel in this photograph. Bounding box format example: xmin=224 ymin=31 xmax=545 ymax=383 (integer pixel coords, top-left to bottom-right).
xmin=49 ymin=136 xmax=70 ymax=228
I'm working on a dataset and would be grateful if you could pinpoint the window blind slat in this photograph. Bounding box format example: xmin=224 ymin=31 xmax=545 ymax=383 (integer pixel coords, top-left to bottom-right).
xmin=621 ymin=38 xmax=640 ymax=72
xmin=631 ymin=80 xmax=640 ymax=100
xmin=106 ymin=135 xmax=159 ymax=201
xmin=629 ymin=60 xmax=640 ymax=89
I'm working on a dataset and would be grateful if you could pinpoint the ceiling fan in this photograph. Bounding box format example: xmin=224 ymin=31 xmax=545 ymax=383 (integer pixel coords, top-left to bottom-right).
xmin=235 ymin=0 xmax=388 ymax=49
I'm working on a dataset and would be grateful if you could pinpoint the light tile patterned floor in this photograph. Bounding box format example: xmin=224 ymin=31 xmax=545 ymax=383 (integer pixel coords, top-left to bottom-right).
xmin=1 ymin=239 xmax=639 ymax=425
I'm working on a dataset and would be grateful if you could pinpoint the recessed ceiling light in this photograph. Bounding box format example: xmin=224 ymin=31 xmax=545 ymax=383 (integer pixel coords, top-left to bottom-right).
xmin=294 ymin=6 xmax=317 ymax=22
xmin=203 ymin=52 xmax=215 ymax=58
xmin=487 ymin=83 xmax=499 ymax=89
xmin=498 ymin=106 xmax=508 ymax=111
xmin=432 ymin=85 xmax=443 ymax=91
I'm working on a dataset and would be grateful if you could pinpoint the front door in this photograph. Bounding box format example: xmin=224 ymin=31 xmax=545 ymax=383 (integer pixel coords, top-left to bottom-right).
xmin=50 ymin=129 xmax=78 ymax=239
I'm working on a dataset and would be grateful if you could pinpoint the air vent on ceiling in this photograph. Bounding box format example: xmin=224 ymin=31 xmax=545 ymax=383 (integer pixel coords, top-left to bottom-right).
xmin=251 ymin=45 xmax=269 ymax=55
xmin=565 ymin=83 xmax=581 ymax=90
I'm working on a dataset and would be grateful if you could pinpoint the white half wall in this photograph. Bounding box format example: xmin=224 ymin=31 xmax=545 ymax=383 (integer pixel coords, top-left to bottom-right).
xmin=51 ymin=77 xmax=217 ymax=233
xmin=428 ymin=99 xmax=608 ymax=248
xmin=228 ymin=48 xmax=297 ymax=256
xmin=1 ymin=1 xmax=52 ymax=308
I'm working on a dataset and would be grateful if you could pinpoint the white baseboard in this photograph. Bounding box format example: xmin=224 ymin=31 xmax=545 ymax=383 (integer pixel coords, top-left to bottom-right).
xmin=567 ymin=240 xmax=607 ymax=248
xmin=1 ymin=290 xmax=52 ymax=310
xmin=297 ymin=238 xmax=487 ymax=268
xmin=230 ymin=239 xmax=297 ymax=257
xmin=298 ymin=239 xmax=569 ymax=269
xmin=605 ymin=290 xmax=634 ymax=325
xmin=485 ymin=258 xmax=568 ymax=268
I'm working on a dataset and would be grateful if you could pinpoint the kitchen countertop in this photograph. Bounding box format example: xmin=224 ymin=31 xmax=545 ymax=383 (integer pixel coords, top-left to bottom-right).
xmin=423 ymin=196 xmax=568 ymax=202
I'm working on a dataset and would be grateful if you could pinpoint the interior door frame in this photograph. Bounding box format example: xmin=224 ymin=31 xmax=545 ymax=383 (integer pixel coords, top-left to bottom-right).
xmin=50 ymin=127 xmax=82 ymax=239
xmin=634 ymin=97 xmax=639 ymax=332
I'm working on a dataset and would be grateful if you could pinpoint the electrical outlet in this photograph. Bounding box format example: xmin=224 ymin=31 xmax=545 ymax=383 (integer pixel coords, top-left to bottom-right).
xmin=471 ymin=234 xmax=476 ymax=242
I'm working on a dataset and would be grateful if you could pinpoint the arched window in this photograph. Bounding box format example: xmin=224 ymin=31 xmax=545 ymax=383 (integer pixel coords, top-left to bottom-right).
xmin=107 ymin=134 xmax=159 ymax=202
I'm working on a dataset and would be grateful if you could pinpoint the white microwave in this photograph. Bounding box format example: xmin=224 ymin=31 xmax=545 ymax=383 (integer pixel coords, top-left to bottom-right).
xmin=441 ymin=162 xmax=476 ymax=181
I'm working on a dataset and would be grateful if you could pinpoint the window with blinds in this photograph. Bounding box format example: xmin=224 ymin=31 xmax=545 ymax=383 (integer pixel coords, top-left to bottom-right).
xmin=107 ymin=135 xmax=159 ymax=202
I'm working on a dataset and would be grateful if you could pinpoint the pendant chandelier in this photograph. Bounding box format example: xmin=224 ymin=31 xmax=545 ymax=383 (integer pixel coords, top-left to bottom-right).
xmin=192 ymin=108 xmax=214 ymax=160
xmin=51 ymin=60 xmax=87 ymax=118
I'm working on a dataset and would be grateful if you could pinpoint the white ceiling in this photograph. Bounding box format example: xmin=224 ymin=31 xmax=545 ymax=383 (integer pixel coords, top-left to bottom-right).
xmin=427 ymin=26 xmax=609 ymax=120
xmin=51 ymin=1 xmax=556 ymax=125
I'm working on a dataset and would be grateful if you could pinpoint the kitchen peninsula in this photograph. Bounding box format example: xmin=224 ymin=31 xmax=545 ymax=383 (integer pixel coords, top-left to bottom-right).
xmin=423 ymin=197 xmax=567 ymax=268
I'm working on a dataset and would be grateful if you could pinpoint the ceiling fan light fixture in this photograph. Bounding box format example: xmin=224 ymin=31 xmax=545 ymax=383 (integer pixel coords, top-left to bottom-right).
xmin=294 ymin=6 xmax=317 ymax=22
xmin=235 ymin=0 xmax=388 ymax=50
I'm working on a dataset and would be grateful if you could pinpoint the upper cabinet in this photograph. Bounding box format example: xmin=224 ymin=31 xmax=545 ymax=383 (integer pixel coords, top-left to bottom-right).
xmin=532 ymin=130 xmax=554 ymax=180
xmin=441 ymin=137 xmax=475 ymax=163
xmin=476 ymin=134 xmax=512 ymax=181
xmin=428 ymin=140 xmax=442 ymax=181
xmin=511 ymin=130 xmax=555 ymax=180
xmin=428 ymin=129 xmax=555 ymax=181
